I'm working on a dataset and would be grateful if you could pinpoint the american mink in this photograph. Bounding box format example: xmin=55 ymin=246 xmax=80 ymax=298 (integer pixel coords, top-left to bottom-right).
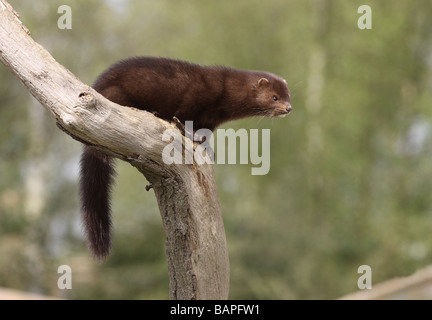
xmin=80 ymin=57 xmax=291 ymax=259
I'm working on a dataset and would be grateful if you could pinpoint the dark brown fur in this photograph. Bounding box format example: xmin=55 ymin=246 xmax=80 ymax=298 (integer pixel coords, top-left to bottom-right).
xmin=80 ymin=57 xmax=291 ymax=259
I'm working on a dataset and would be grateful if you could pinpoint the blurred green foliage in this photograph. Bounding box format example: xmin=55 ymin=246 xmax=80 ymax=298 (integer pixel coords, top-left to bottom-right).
xmin=1 ymin=0 xmax=432 ymax=299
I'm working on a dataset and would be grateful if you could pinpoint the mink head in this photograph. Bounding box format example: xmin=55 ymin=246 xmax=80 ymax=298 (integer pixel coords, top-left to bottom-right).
xmin=252 ymin=75 xmax=292 ymax=118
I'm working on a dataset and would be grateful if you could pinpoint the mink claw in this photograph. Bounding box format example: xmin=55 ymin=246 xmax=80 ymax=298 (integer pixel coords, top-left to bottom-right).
xmin=172 ymin=116 xmax=185 ymax=135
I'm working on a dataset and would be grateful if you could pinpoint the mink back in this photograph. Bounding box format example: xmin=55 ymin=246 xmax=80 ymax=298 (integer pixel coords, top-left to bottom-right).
xmin=91 ymin=57 xmax=289 ymax=131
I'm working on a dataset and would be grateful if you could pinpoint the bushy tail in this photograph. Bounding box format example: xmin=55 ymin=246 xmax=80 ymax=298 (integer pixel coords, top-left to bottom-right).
xmin=79 ymin=145 xmax=116 ymax=260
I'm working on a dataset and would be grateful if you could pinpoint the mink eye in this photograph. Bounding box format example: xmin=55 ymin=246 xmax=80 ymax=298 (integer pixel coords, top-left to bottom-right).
xmin=272 ymin=96 xmax=278 ymax=101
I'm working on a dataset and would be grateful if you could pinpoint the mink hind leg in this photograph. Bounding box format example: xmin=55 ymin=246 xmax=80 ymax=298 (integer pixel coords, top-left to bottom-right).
xmin=79 ymin=145 xmax=116 ymax=260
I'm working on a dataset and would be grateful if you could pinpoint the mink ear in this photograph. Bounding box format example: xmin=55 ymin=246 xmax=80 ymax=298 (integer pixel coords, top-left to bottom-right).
xmin=257 ymin=78 xmax=270 ymax=87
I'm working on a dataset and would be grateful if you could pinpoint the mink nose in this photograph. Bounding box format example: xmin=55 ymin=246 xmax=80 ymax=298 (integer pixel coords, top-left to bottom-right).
xmin=286 ymin=105 xmax=292 ymax=113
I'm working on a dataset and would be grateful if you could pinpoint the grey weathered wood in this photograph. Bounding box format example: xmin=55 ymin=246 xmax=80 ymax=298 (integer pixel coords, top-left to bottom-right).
xmin=0 ymin=0 xmax=229 ymax=300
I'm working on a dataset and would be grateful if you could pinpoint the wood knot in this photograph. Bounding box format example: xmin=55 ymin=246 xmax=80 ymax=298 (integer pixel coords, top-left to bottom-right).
xmin=78 ymin=91 xmax=96 ymax=109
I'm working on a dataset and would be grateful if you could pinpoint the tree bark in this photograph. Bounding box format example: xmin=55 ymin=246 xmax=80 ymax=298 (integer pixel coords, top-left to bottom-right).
xmin=0 ymin=0 xmax=229 ymax=300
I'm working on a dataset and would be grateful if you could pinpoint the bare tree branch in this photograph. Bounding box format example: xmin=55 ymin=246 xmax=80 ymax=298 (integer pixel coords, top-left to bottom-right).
xmin=0 ymin=0 xmax=230 ymax=300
